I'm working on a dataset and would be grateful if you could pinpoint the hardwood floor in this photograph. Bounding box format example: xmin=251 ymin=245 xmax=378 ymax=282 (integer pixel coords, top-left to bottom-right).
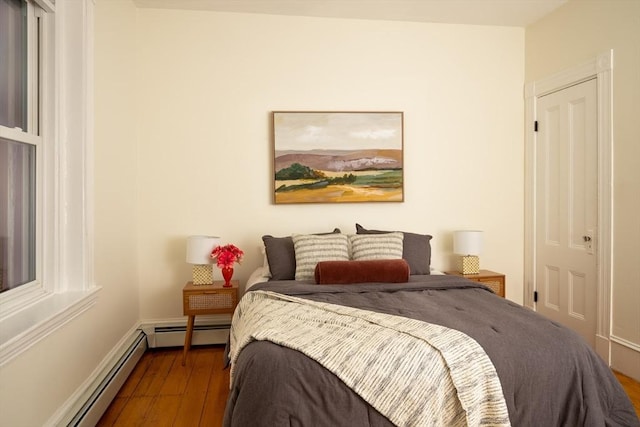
xmin=98 ymin=345 xmax=640 ymax=426
xmin=97 ymin=346 xmax=230 ymax=427
xmin=617 ymin=370 xmax=640 ymax=418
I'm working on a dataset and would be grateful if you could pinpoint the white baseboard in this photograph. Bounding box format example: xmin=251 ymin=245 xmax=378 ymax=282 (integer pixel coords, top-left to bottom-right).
xmin=611 ymin=337 xmax=640 ymax=381
xmin=47 ymin=324 xmax=147 ymax=427
xmin=46 ymin=316 xmax=231 ymax=426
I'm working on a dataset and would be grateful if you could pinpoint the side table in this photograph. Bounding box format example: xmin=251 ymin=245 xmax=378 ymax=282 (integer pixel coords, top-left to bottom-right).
xmin=182 ymin=280 xmax=239 ymax=365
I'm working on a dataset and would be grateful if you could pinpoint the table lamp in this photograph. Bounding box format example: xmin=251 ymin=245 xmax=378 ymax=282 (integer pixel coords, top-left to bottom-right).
xmin=453 ymin=230 xmax=483 ymax=275
xmin=186 ymin=235 xmax=220 ymax=285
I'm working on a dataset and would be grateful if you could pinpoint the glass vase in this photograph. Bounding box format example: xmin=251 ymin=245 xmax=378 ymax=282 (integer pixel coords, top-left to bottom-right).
xmin=222 ymin=266 xmax=234 ymax=287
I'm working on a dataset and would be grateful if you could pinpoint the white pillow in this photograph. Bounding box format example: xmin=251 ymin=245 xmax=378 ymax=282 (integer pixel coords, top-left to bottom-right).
xmin=246 ymin=266 xmax=271 ymax=290
xmin=292 ymin=233 xmax=349 ymax=280
xmin=349 ymin=232 xmax=404 ymax=260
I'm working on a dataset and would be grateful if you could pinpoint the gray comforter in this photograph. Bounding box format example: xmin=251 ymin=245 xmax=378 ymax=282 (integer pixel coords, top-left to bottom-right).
xmin=223 ymin=275 xmax=639 ymax=426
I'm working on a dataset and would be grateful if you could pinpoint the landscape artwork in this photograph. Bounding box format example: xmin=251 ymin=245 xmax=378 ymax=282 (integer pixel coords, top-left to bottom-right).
xmin=273 ymin=111 xmax=404 ymax=204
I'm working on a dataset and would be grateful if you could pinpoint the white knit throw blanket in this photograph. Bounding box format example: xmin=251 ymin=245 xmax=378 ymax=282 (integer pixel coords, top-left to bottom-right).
xmin=230 ymin=290 xmax=510 ymax=427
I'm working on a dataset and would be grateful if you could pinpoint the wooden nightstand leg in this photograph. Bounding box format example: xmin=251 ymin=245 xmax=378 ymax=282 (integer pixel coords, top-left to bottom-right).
xmin=182 ymin=315 xmax=195 ymax=366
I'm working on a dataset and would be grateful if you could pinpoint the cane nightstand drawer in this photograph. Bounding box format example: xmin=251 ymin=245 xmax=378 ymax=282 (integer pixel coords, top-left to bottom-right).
xmin=182 ymin=281 xmax=238 ymax=316
xmin=476 ymin=278 xmax=503 ymax=297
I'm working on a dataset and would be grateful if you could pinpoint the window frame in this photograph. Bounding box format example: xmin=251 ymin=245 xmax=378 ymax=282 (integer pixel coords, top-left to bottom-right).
xmin=0 ymin=0 xmax=99 ymax=367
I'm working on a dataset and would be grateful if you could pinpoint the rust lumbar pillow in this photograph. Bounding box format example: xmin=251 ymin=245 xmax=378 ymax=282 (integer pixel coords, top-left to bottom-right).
xmin=314 ymin=259 xmax=410 ymax=285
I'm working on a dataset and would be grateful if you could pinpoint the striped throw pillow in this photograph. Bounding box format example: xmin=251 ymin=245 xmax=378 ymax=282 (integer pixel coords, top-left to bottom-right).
xmin=349 ymin=232 xmax=404 ymax=260
xmin=292 ymin=233 xmax=349 ymax=281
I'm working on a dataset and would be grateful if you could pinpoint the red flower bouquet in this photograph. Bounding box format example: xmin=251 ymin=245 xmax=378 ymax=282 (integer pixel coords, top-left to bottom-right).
xmin=211 ymin=244 xmax=244 ymax=268
xmin=211 ymin=244 xmax=244 ymax=287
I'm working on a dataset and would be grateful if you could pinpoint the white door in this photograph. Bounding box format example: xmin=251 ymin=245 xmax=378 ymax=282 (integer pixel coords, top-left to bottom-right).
xmin=535 ymin=78 xmax=598 ymax=347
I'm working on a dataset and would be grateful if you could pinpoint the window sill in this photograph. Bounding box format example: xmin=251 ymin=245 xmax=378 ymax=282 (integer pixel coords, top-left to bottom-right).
xmin=0 ymin=287 xmax=101 ymax=367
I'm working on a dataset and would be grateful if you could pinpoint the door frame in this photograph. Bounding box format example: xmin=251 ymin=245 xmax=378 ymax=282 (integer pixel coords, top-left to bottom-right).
xmin=524 ymin=50 xmax=613 ymax=363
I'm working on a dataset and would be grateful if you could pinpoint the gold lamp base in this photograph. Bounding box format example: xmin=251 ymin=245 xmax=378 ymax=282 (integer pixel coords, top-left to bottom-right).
xmin=192 ymin=264 xmax=213 ymax=285
xmin=459 ymin=255 xmax=480 ymax=275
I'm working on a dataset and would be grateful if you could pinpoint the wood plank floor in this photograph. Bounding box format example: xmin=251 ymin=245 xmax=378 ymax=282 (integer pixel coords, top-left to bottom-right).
xmin=618 ymin=370 xmax=640 ymax=418
xmin=97 ymin=346 xmax=230 ymax=427
xmin=98 ymin=345 xmax=640 ymax=426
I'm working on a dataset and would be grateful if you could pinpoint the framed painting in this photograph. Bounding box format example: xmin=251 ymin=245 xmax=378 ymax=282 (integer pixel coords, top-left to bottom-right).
xmin=272 ymin=111 xmax=404 ymax=204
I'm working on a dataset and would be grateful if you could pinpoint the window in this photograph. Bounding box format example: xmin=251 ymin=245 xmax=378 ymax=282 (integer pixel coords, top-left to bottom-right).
xmin=0 ymin=137 xmax=36 ymax=292
xmin=0 ymin=0 xmax=40 ymax=294
xmin=0 ymin=0 xmax=99 ymax=366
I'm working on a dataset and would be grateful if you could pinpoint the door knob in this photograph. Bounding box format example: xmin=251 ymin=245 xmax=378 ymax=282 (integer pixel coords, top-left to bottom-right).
xmin=583 ymin=235 xmax=592 ymax=242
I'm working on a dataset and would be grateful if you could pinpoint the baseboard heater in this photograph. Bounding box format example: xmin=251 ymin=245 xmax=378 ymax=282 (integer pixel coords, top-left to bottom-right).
xmin=147 ymin=323 xmax=230 ymax=348
xmin=67 ymin=331 xmax=147 ymax=427
xmin=62 ymin=323 xmax=228 ymax=426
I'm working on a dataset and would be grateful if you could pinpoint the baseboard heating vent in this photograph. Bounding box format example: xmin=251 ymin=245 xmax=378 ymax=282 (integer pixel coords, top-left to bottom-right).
xmin=67 ymin=331 xmax=147 ymax=427
xmin=147 ymin=323 xmax=230 ymax=348
xmin=153 ymin=324 xmax=230 ymax=333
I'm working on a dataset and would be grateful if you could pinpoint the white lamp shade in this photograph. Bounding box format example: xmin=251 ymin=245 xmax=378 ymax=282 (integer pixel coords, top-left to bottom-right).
xmin=186 ymin=235 xmax=220 ymax=264
xmin=453 ymin=230 xmax=483 ymax=255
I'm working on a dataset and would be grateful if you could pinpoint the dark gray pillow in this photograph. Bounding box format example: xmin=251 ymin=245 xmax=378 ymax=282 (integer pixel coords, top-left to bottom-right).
xmin=355 ymin=223 xmax=432 ymax=275
xmin=262 ymin=228 xmax=341 ymax=280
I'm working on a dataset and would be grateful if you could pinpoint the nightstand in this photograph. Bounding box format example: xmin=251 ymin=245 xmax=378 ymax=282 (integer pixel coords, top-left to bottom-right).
xmin=182 ymin=280 xmax=239 ymax=365
xmin=444 ymin=269 xmax=506 ymax=298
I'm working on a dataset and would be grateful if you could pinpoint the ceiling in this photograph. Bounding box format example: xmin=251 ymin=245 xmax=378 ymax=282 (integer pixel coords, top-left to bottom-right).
xmin=133 ymin=0 xmax=568 ymax=27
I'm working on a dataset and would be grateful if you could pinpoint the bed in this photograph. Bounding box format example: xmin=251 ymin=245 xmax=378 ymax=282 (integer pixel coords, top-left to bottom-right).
xmin=223 ymin=226 xmax=639 ymax=427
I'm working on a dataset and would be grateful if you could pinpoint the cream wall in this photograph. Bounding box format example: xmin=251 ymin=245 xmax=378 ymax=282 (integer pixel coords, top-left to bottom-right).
xmin=526 ymin=0 xmax=640 ymax=378
xmin=0 ymin=1 xmax=140 ymax=425
xmin=134 ymin=8 xmax=525 ymax=320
